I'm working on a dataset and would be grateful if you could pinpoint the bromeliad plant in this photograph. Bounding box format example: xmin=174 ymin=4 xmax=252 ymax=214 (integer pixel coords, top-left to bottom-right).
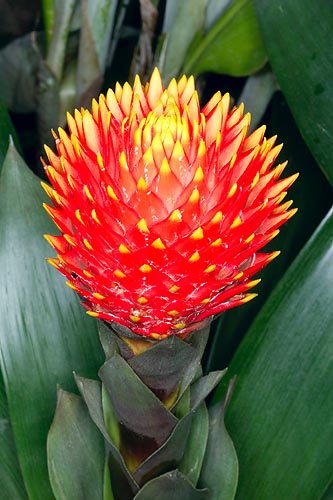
xmin=42 ymin=68 xmax=296 ymax=499
xmin=0 ymin=1 xmax=333 ymax=500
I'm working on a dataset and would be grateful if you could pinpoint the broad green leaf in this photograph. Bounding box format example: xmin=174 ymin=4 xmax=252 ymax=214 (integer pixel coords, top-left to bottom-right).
xmin=199 ymin=402 xmax=238 ymax=500
xmin=182 ymin=0 xmax=266 ymax=77
xmin=99 ymin=354 xmax=177 ymax=446
xmin=47 ymin=389 xmax=104 ymax=500
xmin=225 ymin=206 xmax=333 ymax=499
xmin=158 ymin=0 xmax=206 ymax=83
xmin=205 ymin=0 xmax=232 ymax=31
xmin=0 ymin=373 xmax=28 ymax=500
xmin=205 ymin=92 xmax=333 ymax=371
xmin=133 ymin=470 xmax=208 ymax=500
xmin=179 ymin=403 xmax=209 ymax=486
xmin=75 ymin=374 xmax=139 ymax=499
xmin=0 ymin=103 xmax=21 ymax=169
xmin=254 ymin=0 xmax=333 ymax=184
xmin=0 ymin=145 xmax=104 ymax=500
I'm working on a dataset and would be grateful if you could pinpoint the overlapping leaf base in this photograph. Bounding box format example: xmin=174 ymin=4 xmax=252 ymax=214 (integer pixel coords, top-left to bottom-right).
xmin=47 ymin=322 xmax=237 ymax=500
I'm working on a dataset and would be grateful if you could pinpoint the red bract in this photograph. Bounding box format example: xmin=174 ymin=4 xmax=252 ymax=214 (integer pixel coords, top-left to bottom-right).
xmin=43 ymin=68 xmax=297 ymax=339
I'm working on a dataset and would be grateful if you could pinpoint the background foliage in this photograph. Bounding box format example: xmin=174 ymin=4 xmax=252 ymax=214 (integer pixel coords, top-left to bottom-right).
xmin=0 ymin=0 xmax=332 ymax=499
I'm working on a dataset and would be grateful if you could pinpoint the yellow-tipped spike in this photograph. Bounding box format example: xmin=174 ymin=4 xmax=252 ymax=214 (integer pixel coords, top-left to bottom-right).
xmin=160 ymin=158 xmax=171 ymax=175
xmin=188 ymin=188 xmax=200 ymax=203
xmin=83 ymin=185 xmax=94 ymax=203
xmin=210 ymin=238 xmax=222 ymax=247
xmin=204 ymin=264 xmax=216 ymax=273
xmin=130 ymin=315 xmax=141 ymax=323
xmin=40 ymin=181 xmax=53 ymax=198
xmin=91 ymin=209 xmax=101 ymax=225
xmin=188 ymin=251 xmax=200 ymax=262
xmin=245 ymin=233 xmax=255 ymax=244
xmin=246 ymin=279 xmax=261 ymax=289
xmin=137 ymin=177 xmax=149 ymax=191
xmin=169 ymin=285 xmax=180 ymax=293
xmin=139 ymin=264 xmax=152 ymax=273
xmin=234 ymin=271 xmax=244 ymax=280
xmin=87 ymin=311 xmax=99 ymax=317
xmin=211 ymin=211 xmax=223 ymax=224
xmin=230 ymin=216 xmax=242 ymax=229
xmin=75 ymin=209 xmax=85 ymax=225
xmin=64 ymin=234 xmax=76 ymax=247
xmin=93 ymin=292 xmax=106 ymax=300
xmin=107 ymin=185 xmax=118 ymax=200
xmin=168 ymin=310 xmax=179 ymax=317
xmin=114 ymin=269 xmax=126 ymax=278
xmin=193 ymin=166 xmax=204 ymax=183
xmin=241 ymin=293 xmax=258 ymax=304
xmin=137 ymin=297 xmax=149 ymax=304
xmin=152 ymin=238 xmax=166 ymax=250
xmin=227 ymin=183 xmax=238 ymax=198
xmin=267 ymin=250 xmax=281 ymax=263
xmin=119 ymin=243 xmax=131 ymax=254
xmin=174 ymin=322 xmax=186 ymax=330
xmin=137 ymin=218 xmax=150 ymax=233
xmin=201 ymin=298 xmax=210 ymax=304
xmin=190 ymin=227 xmax=204 ymax=240
xmin=83 ymin=239 xmax=93 ymax=250
xmin=169 ymin=209 xmax=182 ymax=222
xmin=66 ymin=281 xmax=78 ymax=291
xmin=97 ymin=152 xmax=105 ymax=170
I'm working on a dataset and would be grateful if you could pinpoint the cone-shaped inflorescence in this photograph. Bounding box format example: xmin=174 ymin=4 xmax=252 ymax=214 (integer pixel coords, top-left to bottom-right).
xmin=42 ymin=68 xmax=297 ymax=339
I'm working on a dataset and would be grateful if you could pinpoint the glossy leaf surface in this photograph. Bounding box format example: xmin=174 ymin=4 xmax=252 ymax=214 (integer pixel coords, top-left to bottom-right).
xmin=199 ymin=402 xmax=238 ymax=500
xmin=47 ymin=389 xmax=104 ymax=500
xmin=183 ymin=0 xmax=266 ymax=77
xmin=133 ymin=470 xmax=208 ymax=500
xmin=225 ymin=206 xmax=333 ymax=499
xmin=0 ymin=145 xmax=103 ymax=499
xmin=254 ymin=0 xmax=333 ymax=184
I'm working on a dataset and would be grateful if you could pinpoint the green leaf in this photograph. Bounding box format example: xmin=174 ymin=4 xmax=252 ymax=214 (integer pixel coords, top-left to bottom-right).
xmin=0 ymin=145 xmax=104 ymax=500
xmin=254 ymin=0 xmax=333 ymax=184
xmin=75 ymin=374 xmax=139 ymax=499
xmin=225 ymin=206 xmax=333 ymax=499
xmin=190 ymin=371 xmax=227 ymax=411
xmin=199 ymin=402 xmax=238 ymax=500
xmin=179 ymin=403 xmax=209 ymax=486
xmin=158 ymin=0 xmax=206 ymax=83
xmin=0 ymin=102 xmax=21 ymax=169
xmin=133 ymin=412 xmax=192 ymax=486
xmin=99 ymin=354 xmax=177 ymax=446
xmin=47 ymin=389 xmax=105 ymax=500
xmin=182 ymin=0 xmax=266 ymax=77
xmin=133 ymin=470 xmax=208 ymax=500
xmin=0 ymin=373 xmax=28 ymax=500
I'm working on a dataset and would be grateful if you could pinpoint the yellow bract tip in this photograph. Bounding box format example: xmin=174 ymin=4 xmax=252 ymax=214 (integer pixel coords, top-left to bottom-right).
xmin=204 ymin=264 xmax=216 ymax=273
xmin=119 ymin=243 xmax=131 ymax=254
xmin=169 ymin=209 xmax=182 ymax=222
xmin=137 ymin=218 xmax=150 ymax=233
xmin=137 ymin=177 xmax=149 ymax=191
xmin=190 ymin=227 xmax=204 ymax=240
xmin=188 ymin=188 xmax=200 ymax=203
xmin=230 ymin=216 xmax=242 ymax=229
xmin=188 ymin=251 xmax=200 ymax=262
xmin=169 ymin=285 xmax=180 ymax=293
xmin=130 ymin=315 xmax=141 ymax=323
xmin=160 ymin=158 xmax=171 ymax=175
xmin=241 ymin=293 xmax=258 ymax=304
xmin=137 ymin=297 xmax=149 ymax=304
xmin=211 ymin=211 xmax=223 ymax=224
xmin=107 ymin=185 xmax=118 ymax=200
xmin=227 ymin=183 xmax=238 ymax=198
xmin=114 ymin=269 xmax=126 ymax=278
xmin=168 ymin=310 xmax=179 ymax=317
xmin=83 ymin=239 xmax=93 ymax=251
xmin=152 ymin=238 xmax=166 ymax=250
xmin=139 ymin=264 xmax=152 ymax=273
xmin=87 ymin=311 xmax=99 ymax=317
xmin=93 ymin=292 xmax=106 ymax=300
xmin=193 ymin=166 xmax=204 ymax=183
xmin=210 ymin=238 xmax=222 ymax=247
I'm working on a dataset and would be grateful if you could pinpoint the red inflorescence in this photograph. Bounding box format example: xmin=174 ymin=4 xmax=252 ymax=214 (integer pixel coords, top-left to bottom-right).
xmin=43 ymin=68 xmax=298 ymax=339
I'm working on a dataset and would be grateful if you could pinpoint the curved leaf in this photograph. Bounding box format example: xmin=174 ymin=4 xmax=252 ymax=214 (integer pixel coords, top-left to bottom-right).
xmin=182 ymin=0 xmax=266 ymax=77
xmin=0 ymin=145 xmax=104 ymax=499
xmin=133 ymin=470 xmax=208 ymax=500
xmin=225 ymin=206 xmax=333 ymax=499
xmin=47 ymin=389 xmax=104 ymax=500
xmin=254 ymin=0 xmax=333 ymax=184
